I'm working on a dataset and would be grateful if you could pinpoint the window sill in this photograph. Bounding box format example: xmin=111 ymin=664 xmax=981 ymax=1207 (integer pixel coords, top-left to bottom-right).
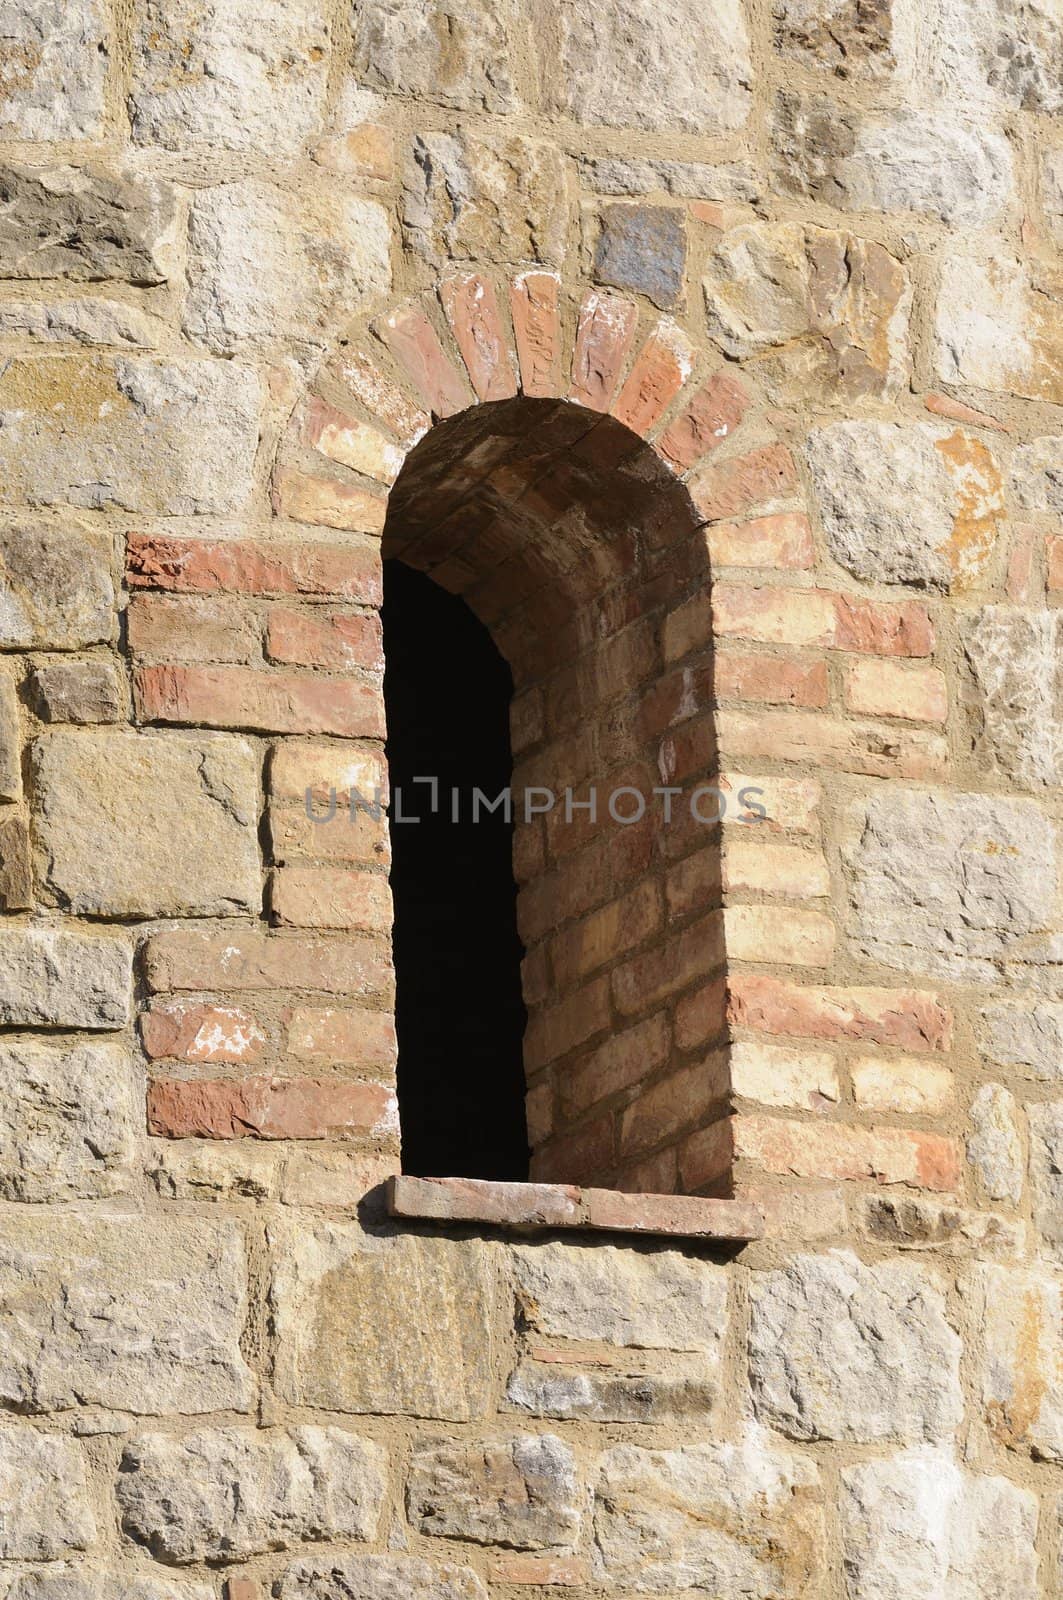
xmin=387 ymin=1174 xmax=763 ymax=1242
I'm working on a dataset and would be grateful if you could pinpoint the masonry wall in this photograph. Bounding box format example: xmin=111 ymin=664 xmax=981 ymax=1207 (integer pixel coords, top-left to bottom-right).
xmin=0 ymin=0 xmax=1062 ymax=1595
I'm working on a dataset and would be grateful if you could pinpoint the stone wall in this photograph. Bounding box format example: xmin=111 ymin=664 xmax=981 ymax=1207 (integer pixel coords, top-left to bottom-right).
xmin=0 ymin=0 xmax=1061 ymax=1594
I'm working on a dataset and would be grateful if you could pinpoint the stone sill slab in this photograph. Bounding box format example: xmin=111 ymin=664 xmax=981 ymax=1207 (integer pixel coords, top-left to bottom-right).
xmin=387 ymin=1175 xmax=764 ymax=1241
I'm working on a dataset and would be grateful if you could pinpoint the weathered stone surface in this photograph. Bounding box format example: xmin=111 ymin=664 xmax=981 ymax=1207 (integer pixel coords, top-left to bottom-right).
xmin=118 ymin=1426 xmax=386 ymax=1562
xmin=581 ymin=156 xmax=759 ymax=201
xmin=33 ymin=730 xmax=260 ymax=918
xmin=1011 ymin=436 xmax=1063 ymax=510
xmin=935 ymin=253 xmax=1063 ymax=403
xmin=512 ymin=1240 xmax=727 ymax=1353
xmin=271 ymin=1220 xmax=495 ymax=1419
xmin=185 ymin=181 xmax=390 ymax=357
xmin=845 ymin=790 xmax=1056 ymax=985
xmin=544 ymin=0 xmax=752 ymax=135
xmin=0 ymin=812 xmax=31 ymax=910
xmin=0 ymin=0 xmax=110 ymax=140
xmin=279 ymin=1556 xmax=487 ymax=1600
xmin=0 ymin=1428 xmax=96 ymax=1558
xmin=925 ymin=0 xmax=1063 ymax=113
xmin=966 ymin=1264 xmax=1063 ymax=1458
xmin=1029 ymin=1102 xmax=1063 ymax=1252
xmin=773 ymin=0 xmax=898 ymax=77
xmin=704 ymin=223 xmax=909 ymax=399
xmin=967 ymin=1084 xmax=1023 ymax=1204
xmin=402 ymin=132 xmax=568 ymax=268
xmin=0 ymin=166 xmax=176 ymax=285
xmin=0 ymin=927 xmax=131 ymax=1028
xmin=353 ymin=0 xmax=520 ymax=112
xmin=748 ymin=1251 xmax=963 ymax=1442
xmin=31 ymin=659 xmax=124 ymax=723
xmin=861 ymin=1194 xmax=1023 ymax=1258
xmin=0 ymin=357 xmax=261 ymax=514
xmin=962 ymin=608 xmax=1063 ymax=789
xmin=773 ymin=94 xmax=1013 ymax=224
xmin=0 ymin=525 xmax=114 ymax=648
xmin=980 ymin=1000 xmax=1063 ymax=1080
xmin=805 ymin=421 xmax=1005 ymax=590
xmin=594 ymin=205 xmax=686 ymax=309
xmin=408 ymin=1434 xmax=581 ymax=1549
xmin=593 ymin=1429 xmax=826 ymax=1594
xmin=0 ymin=1039 xmax=136 ymax=1201
xmin=131 ymin=0 xmax=330 ymax=154
xmin=1044 ymin=148 xmax=1063 ymax=237
xmin=0 ymin=1212 xmax=253 ymax=1414
xmin=0 ymin=660 xmax=19 ymax=799
xmin=0 ymin=296 xmax=165 ymax=347
xmin=4 ymin=1570 xmax=213 ymax=1600
xmin=505 ymin=1361 xmax=715 ymax=1424
xmin=840 ymin=1447 xmax=1039 ymax=1599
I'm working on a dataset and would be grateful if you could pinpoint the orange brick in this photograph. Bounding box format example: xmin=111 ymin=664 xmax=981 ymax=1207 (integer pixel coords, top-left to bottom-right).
xmin=1048 ymin=535 xmax=1063 ymax=591
xmin=487 ymin=1556 xmax=589 ymax=1587
xmin=687 ymin=444 xmax=798 ymax=523
xmin=706 ymin=512 xmax=815 ymax=570
xmin=719 ymin=770 xmax=821 ymax=833
xmin=722 ymin=838 xmax=831 ymax=898
xmin=148 ymin=1075 xmax=397 ymax=1141
xmin=269 ymin=804 xmax=388 ymax=867
xmin=674 ymin=974 xmax=729 ymax=1049
xmin=724 ymin=904 xmax=835 ymax=967
xmin=833 ymin=594 xmax=934 ymax=657
xmin=728 ymin=973 xmax=953 ymax=1051
xmin=716 ymin=709 xmax=946 ymax=780
xmin=272 ymin=467 xmax=388 ymax=534
xmin=127 ymin=534 xmax=381 ymax=604
xmin=733 ymin=1114 xmax=961 ymax=1191
xmin=530 ymin=1111 xmax=614 ymax=1185
xmin=662 ymin=588 xmax=711 ymax=663
xmin=127 ymin=594 xmax=261 ymax=665
xmin=850 ymin=1055 xmax=955 ymax=1115
xmin=439 ymin=273 xmax=518 ymax=402
xmin=612 ymin=320 xmax=694 ymax=437
xmin=510 ymin=272 xmax=563 ymax=399
xmin=612 ymin=910 xmax=726 ymax=1015
xmin=619 ymin=1054 xmax=730 ymax=1156
xmin=136 ymin=664 xmax=385 ymax=737
xmin=665 ymin=847 xmax=723 ymax=919
xmin=378 ymin=301 xmax=472 ymax=417
xmin=269 ymin=742 xmax=386 ymax=804
xmin=301 ymin=394 xmax=405 ymax=484
xmin=678 ymin=1117 xmax=734 ymax=1191
xmin=656 ymin=371 xmax=750 ymax=471
xmin=523 ymin=977 xmax=611 ymax=1070
xmin=923 ymin=391 xmax=1008 ymax=432
xmin=334 ymin=344 xmax=431 ymax=445
xmin=285 ymin=1005 xmax=396 ymax=1069
xmin=266 ymin=607 xmax=384 ymax=672
xmin=570 ymin=289 xmax=638 ymax=411
xmin=844 ymin=659 xmax=947 ymax=723
xmin=712 ymin=585 xmax=834 ymax=646
xmin=1006 ymin=525 xmax=1036 ymax=601
xmin=549 ymin=880 xmax=662 ymax=986
xmin=141 ymin=1002 xmax=267 ymax=1064
xmin=714 ymin=649 xmax=828 ymax=707
xmin=270 ymin=866 xmax=391 ymax=931
xmin=145 ymin=930 xmax=392 ymax=1001
xmin=562 ymin=1012 xmax=671 ymax=1118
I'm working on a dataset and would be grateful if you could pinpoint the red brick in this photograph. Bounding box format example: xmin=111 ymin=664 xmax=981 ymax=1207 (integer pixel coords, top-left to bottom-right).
xmin=844 ymin=659 xmax=947 ymax=722
xmin=145 ymin=930 xmax=392 ymax=1001
xmin=226 ymin=1581 xmax=264 ymax=1600
xmin=833 ymin=594 xmax=934 ymax=657
xmin=486 ymin=1557 xmax=589 ymax=1588
xmin=549 ymin=880 xmax=662 ymax=987
xmin=334 ymin=344 xmax=431 ymax=445
xmin=136 ymin=664 xmax=385 ymax=737
xmin=688 ymin=444 xmax=799 ymax=523
xmin=285 ymin=1004 xmax=396 ymax=1069
xmin=530 ymin=1111 xmax=614 ymax=1186
xmin=562 ymin=1012 xmax=671 ymax=1118
xmin=127 ymin=534 xmax=381 ymax=604
xmin=147 ymin=1075 xmax=397 ymax=1141
xmin=706 ymin=512 xmax=815 ymax=570
xmin=612 ymin=321 xmax=694 ymax=437
xmin=127 ymin=594 xmax=262 ymax=665
xmin=272 ymin=467 xmax=388 ymax=534
xmin=728 ymin=973 xmax=952 ymax=1051
xmin=923 ymin=391 xmax=1008 ymax=432
xmin=712 ymin=585 xmax=835 ymax=646
xmin=656 ymin=371 xmax=751 ymax=471
xmin=510 ymin=272 xmax=563 ymax=399
xmin=439 ymin=273 xmax=518 ymax=402
xmin=270 ymin=866 xmax=391 ymax=931
xmin=523 ymin=977 xmax=611 ymax=1071
xmin=378 ymin=302 xmax=472 ymax=418
xmin=1006 ymin=525 xmax=1036 ymax=601
xmin=269 ymin=803 xmax=389 ymax=867
xmin=390 ymin=1174 xmax=581 ymax=1228
xmin=619 ymin=1054 xmax=729 ymax=1157
xmin=1048 ymin=535 xmax=1063 ymax=591
xmin=266 ymin=607 xmax=383 ymax=672
xmin=569 ymin=289 xmax=638 ymax=412
xmin=715 ymin=649 xmax=828 ymax=707
xmin=301 ymin=395 xmax=405 ymax=484
xmin=674 ymin=975 xmax=729 ymax=1050
xmin=141 ymin=1002 xmax=267 ymax=1064
xmin=678 ymin=1117 xmax=735 ymax=1192
xmin=733 ymin=1114 xmax=961 ymax=1191
xmin=612 ymin=910 xmax=726 ymax=1015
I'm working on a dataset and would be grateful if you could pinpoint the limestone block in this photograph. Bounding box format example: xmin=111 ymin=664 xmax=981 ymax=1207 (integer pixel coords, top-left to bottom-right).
xmin=0 ymin=660 xmax=19 ymax=799
xmin=0 ymin=525 xmax=114 ymax=649
xmin=407 ymin=1434 xmax=581 ymax=1549
xmin=504 ymin=1361 xmax=715 ymax=1424
xmin=979 ymin=1000 xmax=1063 ymax=1079
xmin=402 ymin=132 xmax=569 ymax=268
xmin=935 ymin=253 xmax=1063 ymax=403
xmin=271 ymin=1220 xmax=495 ymax=1420
xmin=353 ymin=0 xmax=521 ymax=112
xmin=0 ymin=927 xmax=131 ymax=1028
xmin=0 ymin=1428 xmax=96 ymax=1558
xmin=840 ymin=1447 xmax=1039 ymax=1599
xmin=4 ymin=1571 xmax=213 ymax=1600
xmin=542 ymin=0 xmax=752 ymax=135
xmin=0 ymin=357 xmax=261 ymax=515
xmin=0 ymin=0 xmax=110 ymax=139
xmin=0 ymin=813 xmax=31 ymax=910
xmin=773 ymin=0 xmax=900 ymax=78
xmin=966 ymin=1264 xmax=1063 ymax=1458
xmin=1029 ymin=1102 xmax=1063 ymax=1252
xmin=0 ymin=1039 xmax=136 ymax=1201
xmin=32 ymin=730 xmax=260 ymax=918
xmin=966 ymin=1084 xmax=1023 ymax=1203
xmin=0 ymin=296 xmax=164 ymax=347
xmin=131 ymin=0 xmax=330 ymax=154
xmin=1011 ymin=436 xmax=1063 ymax=511
xmin=30 ymin=659 xmax=124 ymax=723
xmin=1043 ymin=148 xmax=1063 ymax=238
xmin=184 ymin=181 xmax=390 ymax=357
xmin=924 ymin=0 xmax=1063 ymax=113
xmin=593 ymin=1429 xmax=826 ymax=1594
xmin=748 ymin=1251 xmax=963 ymax=1442
xmin=805 ymin=421 xmax=1005 ymax=590
xmin=279 ymin=1557 xmax=486 ymax=1600
xmin=118 ymin=1427 xmax=386 ymax=1562
xmin=844 ymin=790 xmax=1056 ymax=984
xmin=962 ymin=608 xmax=1063 ymax=790
xmin=0 ymin=165 xmax=177 ymax=284
xmin=0 ymin=1212 xmax=254 ymax=1414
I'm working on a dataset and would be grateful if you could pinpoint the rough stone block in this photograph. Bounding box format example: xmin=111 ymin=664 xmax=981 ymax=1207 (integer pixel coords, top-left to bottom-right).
xmin=748 ymin=1251 xmax=963 ymax=1442
xmin=924 ymin=0 xmax=1063 ymax=113
xmin=935 ymin=253 xmax=1063 ymax=404
xmin=1029 ymin=1102 xmax=1063 ymax=1252
xmin=593 ymin=1429 xmax=826 ymax=1594
xmin=0 ymin=1039 xmax=136 ymax=1201
xmin=118 ymin=1426 xmax=386 ymax=1562
xmin=4 ymin=1572 xmax=213 ymax=1600
xmin=407 ymin=1434 xmax=581 ymax=1549
xmin=805 ymin=421 xmax=1005 ymax=591
xmin=966 ymin=1083 xmax=1023 ymax=1204
xmin=0 ymin=1212 xmax=253 ymax=1413
xmin=0 ymin=295 xmax=165 ymax=347
xmin=860 ymin=1194 xmax=1024 ymax=1258
xmin=30 ymin=658 xmax=124 ymax=723
xmin=0 ymin=661 xmax=19 ymax=800
xmin=0 ymin=165 xmax=177 ymax=284
xmin=33 ymin=730 xmax=261 ymax=918
xmin=594 ymin=204 xmax=686 ymax=309
xmin=967 ymin=1264 xmax=1063 ymax=1459
xmin=1010 ymin=436 xmax=1063 ymax=512
xmin=0 ymin=813 xmax=31 ymax=910
xmin=505 ymin=1360 xmax=715 ymax=1425
xmin=0 ymin=1428 xmax=95 ymax=1558
xmin=131 ymin=0 xmax=330 ymax=154
xmin=0 ymin=358 xmax=261 ymax=515
xmin=0 ymin=927 xmax=131 ymax=1028
xmin=271 ymin=1220 xmax=495 ymax=1420
xmin=279 ymin=1557 xmax=486 ymax=1600
xmin=979 ymin=1000 xmax=1063 ymax=1080
xmin=185 ymin=181 xmax=390 ymax=357
xmin=353 ymin=0 xmax=521 ymax=112
xmin=0 ymin=0 xmax=110 ymax=139
xmin=0 ymin=525 xmax=114 ymax=649
xmin=773 ymin=0 xmax=898 ymax=77
xmin=402 ymin=131 xmax=569 ymax=268
xmin=962 ymin=607 xmax=1063 ymax=789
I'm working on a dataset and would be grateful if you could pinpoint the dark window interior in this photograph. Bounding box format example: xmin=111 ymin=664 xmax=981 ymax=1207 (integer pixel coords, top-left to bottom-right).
xmin=382 ymin=559 xmax=530 ymax=1180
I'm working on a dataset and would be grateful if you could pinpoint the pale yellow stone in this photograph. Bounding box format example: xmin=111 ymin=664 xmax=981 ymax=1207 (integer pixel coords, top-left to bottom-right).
xmin=731 ymin=1040 xmax=840 ymax=1111
xmin=851 ymin=1056 xmax=955 ymax=1114
xmin=724 ymin=904 xmax=836 ymax=967
xmin=724 ymin=838 xmax=830 ymax=898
